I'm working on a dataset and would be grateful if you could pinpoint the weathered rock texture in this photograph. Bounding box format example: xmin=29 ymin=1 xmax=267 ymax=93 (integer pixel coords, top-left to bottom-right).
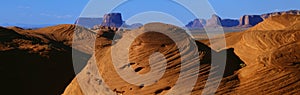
xmin=63 ymin=23 xmax=244 ymax=95
xmin=63 ymin=15 xmax=300 ymax=95
xmin=201 ymin=14 xmax=300 ymax=95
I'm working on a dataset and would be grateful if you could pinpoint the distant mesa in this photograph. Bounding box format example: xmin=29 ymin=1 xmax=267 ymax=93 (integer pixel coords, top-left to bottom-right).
xmin=205 ymin=14 xmax=222 ymax=27
xmin=75 ymin=13 xmax=142 ymax=30
xmin=73 ymin=10 xmax=300 ymax=30
xmin=186 ymin=14 xmax=239 ymax=28
xmin=239 ymin=10 xmax=300 ymax=27
xmin=185 ymin=19 xmax=206 ymax=29
xmin=185 ymin=10 xmax=300 ymax=29
xmin=75 ymin=13 xmax=123 ymax=29
xmin=221 ymin=19 xmax=239 ymax=27
xmin=239 ymin=15 xmax=263 ymax=27
xmin=124 ymin=23 xmax=143 ymax=29
xmin=75 ymin=17 xmax=103 ymax=28
xmin=261 ymin=10 xmax=300 ymax=19
xmin=101 ymin=13 xmax=124 ymax=28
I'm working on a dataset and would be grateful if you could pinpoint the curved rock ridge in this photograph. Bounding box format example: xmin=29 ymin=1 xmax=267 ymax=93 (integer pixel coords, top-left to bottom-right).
xmin=0 ymin=27 xmax=23 ymax=42
xmin=261 ymin=10 xmax=300 ymax=19
xmin=2 ymin=15 xmax=299 ymax=94
xmin=63 ymin=23 xmax=244 ymax=95
xmin=8 ymin=24 xmax=97 ymax=54
xmin=65 ymin=16 xmax=300 ymax=94
xmin=0 ymin=25 xmax=97 ymax=95
xmin=250 ymin=14 xmax=300 ymax=30
xmin=207 ymin=14 xmax=300 ymax=95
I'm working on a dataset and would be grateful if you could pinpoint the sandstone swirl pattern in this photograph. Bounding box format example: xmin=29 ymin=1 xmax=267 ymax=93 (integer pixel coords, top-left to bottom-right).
xmin=1 ymin=14 xmax=299 ymax=95
xmin=64 ymin=15 xmax=300 ymax=95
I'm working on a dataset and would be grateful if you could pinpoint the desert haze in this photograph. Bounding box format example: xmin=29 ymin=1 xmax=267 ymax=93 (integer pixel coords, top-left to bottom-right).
xmin=0 ymin=14 xmax=300 ymax=95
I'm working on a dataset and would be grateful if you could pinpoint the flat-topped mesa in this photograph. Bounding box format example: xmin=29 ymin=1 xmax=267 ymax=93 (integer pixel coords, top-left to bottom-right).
xmin=101 ymin=13 xmax=124 ymax=28
xmin=239 ymin=15 xmax=264 ymax=27
xmin=221 ymin=19 xmax=239 ymax=27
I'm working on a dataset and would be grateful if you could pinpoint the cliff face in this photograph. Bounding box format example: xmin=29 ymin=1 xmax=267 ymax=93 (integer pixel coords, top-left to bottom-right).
xmin=221 ymin=19 xmax=240 ymax=27
xmin=101 ymin=13 xmax=123 ymax=28
xmin=239 ymin=15 xmax=264 ymax=27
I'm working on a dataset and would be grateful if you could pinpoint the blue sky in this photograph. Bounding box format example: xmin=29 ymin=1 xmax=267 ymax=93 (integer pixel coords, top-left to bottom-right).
xmin=1 ymin=0 xmax=299 ymax=25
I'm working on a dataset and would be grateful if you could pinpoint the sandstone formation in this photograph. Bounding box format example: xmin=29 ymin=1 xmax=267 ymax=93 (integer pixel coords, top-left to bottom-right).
xmin=1 ymin=12 xmax=300 ymax=95
xmin=63 ymin=15 xmax=300 ymax=95
xmin=63 ymin=23 xmax=244 ymax=95
xmin=201 ymin=14 xmax=300 ymax=95
xmin=0 ymin=24 xmax=96 ymax=95
xmin=101 ymin=13 xmax=124 ymax=28
xmin=250 ymin=14 xmax=300 ymax=30
xmin=239 ymin=10 xmax=300 ymax=27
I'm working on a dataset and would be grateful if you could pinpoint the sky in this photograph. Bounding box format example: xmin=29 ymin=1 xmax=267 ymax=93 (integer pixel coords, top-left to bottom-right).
xmin=1 ymin=0 xmax=300 ymax=25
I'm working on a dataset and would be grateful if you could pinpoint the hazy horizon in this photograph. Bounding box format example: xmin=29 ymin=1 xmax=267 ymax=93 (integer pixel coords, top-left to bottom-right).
xmin=1 ymin=0 xmax=300 ymax=26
